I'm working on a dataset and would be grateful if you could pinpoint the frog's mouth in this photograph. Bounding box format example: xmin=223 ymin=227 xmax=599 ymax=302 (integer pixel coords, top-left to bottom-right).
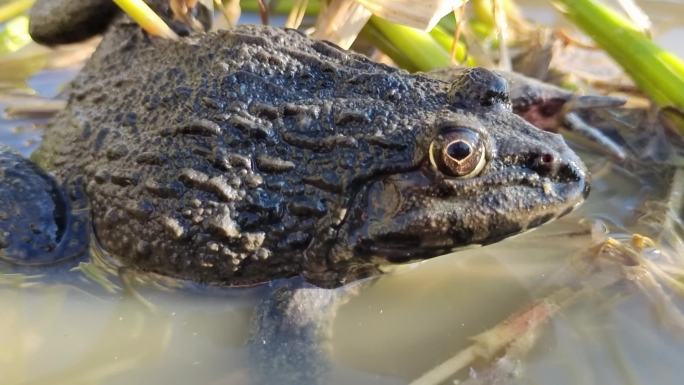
xmin=338 ymin=154 xmax=589 ymax=264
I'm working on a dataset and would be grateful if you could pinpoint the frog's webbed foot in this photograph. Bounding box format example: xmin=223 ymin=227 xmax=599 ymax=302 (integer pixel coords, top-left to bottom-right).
xmin=29 ymin=0 xmax=213 ymax=46
xmin=495 ymin=70 xmax=628 ymax=160
xmin=0 ymin=146 xmax=88 ymax=266
xmin=508 ymin=77 xmax=626 ymax=131
xmin=29 ymin=0 xmax=119 ymax=45
xmin=562 ymin=111 xmax=627 ymax=160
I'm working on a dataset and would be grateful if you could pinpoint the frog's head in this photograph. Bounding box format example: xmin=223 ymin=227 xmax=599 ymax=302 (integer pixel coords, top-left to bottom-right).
xmin=335 ymin=68 xmax=589 ymax=266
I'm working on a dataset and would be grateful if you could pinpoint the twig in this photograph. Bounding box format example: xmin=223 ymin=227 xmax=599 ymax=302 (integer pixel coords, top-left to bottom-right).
xmin=285 ymin=0 xmax=309 ymax=29
xmin=450 ymin=4 xmax=466 ymax=64
xmin=492 ymin=0 xmax=511 ymax=71
xmin=2 ymin=96 xmax=65 ymax=118
xmin=257 ymin=0 xmax=269 ymax=25
xmin=410 ymin=288 xmax=584 ymax=385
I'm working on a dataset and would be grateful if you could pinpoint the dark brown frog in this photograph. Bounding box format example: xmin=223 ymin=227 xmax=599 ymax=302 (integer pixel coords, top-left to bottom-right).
xmin=1 ymin=0 xmax=591 ymax=288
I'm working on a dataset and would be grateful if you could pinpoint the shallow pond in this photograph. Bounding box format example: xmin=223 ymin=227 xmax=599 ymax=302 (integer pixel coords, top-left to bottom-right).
xmin=1 ymin=2 xmax=684 ymax=385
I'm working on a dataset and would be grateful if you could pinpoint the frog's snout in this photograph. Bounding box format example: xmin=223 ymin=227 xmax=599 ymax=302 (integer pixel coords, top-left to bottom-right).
xmin=527 ymin=150 xmax=589 ymax=189
xmin=534 ymin=148 xmax=590 ymax=208
xmin=565 ymin=157 xmax=591 ymax=200
xmin=582 ymin=180 xmax=591 ymax=198
xmin=337 ymin=139 xmax=590 ymax=265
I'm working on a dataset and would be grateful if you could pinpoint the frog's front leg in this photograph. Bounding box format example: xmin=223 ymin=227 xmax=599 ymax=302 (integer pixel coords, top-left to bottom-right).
xmin=29 ymin=0 xmax=213 ymax=46
xmin=29 ymin=0 xmax=119 ymax=45
xmin=497 ymin=70 xmax=627 ymax=160
xmin=493 ymin=70 xmax=625 ymax=130
xmin=248 ymin=279 xmax=362 ymax=385
xmin=0 ymin=146 xmax=87 ymax=266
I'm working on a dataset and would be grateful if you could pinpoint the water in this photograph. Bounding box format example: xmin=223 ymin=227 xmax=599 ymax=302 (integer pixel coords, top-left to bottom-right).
xmin=1 ymin=3 xmax=684 ymax=385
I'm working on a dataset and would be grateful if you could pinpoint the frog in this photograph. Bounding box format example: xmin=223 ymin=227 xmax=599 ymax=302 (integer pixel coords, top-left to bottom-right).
xmin=3 ymin=2 xmax=629 ymax=384
xmin=0 ymin=0 xmax=595 ymax=290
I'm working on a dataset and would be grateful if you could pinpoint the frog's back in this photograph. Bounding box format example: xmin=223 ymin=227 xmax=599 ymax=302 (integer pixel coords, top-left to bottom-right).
xmin=35 ymin=24 xmax=446 ymax=286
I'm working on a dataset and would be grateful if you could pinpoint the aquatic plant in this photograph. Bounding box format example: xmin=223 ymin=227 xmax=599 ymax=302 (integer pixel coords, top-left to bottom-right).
xmin=113 ymin=0 xmax=178 ymax=39
xmin=553 ymin=0 xmax=684 ymax=132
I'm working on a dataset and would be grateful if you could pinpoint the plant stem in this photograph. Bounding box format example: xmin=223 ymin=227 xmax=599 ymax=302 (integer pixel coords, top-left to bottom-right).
xmin=241 ymin=0 xmax=321 ymax=15
xmin=367 ymin=15 xmax=451 ymax=72
xmin=0 ymin=0 xmax=34 ymax=23
xmin=553 ymin=0 xmax=684 ymax=131
xmin=113 ymin=0 xmax=178 ymax=39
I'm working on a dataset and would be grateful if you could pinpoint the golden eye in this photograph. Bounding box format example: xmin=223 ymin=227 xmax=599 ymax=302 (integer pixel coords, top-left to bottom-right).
xmin=429 ymin=127 xmax=486 ymax=178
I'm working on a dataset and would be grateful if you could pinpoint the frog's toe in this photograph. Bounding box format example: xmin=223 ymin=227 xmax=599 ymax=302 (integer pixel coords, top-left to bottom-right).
xmin=29 ymin=0 xmax=214 ymax=46
xmin=563 ymin=112 xmax=627 ymax=161
xmin=570 ymin=94 xmax=627 ymax=110
xmin=496 ymin=70 xmax=625 ymax=131
xmin=29 ymin=0 xmax=118 ymax=45
xmin=0 ymin=146 xmax=87 ymax=266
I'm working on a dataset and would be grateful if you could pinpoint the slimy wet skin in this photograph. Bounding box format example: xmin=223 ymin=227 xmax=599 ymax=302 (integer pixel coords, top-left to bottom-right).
xmin=1 ymin=2 xmax=588 ymax=288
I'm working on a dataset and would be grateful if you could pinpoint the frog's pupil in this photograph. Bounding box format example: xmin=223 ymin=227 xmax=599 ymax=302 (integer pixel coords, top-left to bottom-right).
xmin=447 ymin=141 xmax=471 ymax=161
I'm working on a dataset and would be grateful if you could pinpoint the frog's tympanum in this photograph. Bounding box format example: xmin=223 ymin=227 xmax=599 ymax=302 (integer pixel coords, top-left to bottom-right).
xmin=0 ymin=3 xmax=590 ymax=288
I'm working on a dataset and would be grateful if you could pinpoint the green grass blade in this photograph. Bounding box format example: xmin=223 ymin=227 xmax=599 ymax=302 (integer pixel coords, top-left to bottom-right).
xmin=429 ymin=25 xmax=473 ymax=66
xmin=240 ymin=0 xmax=321 ymax=15
xmin=113 ymin=0 xmax=177 ymax=39
xmin=0 ymin=0 xmax=34 ymax=23
xmin=553 ymin=0 xmax=684 ymax=115
xmin=359 ymin=20 xmax=419 ymax=72
xmin=367 ymin=15 xmax=451 ymax=72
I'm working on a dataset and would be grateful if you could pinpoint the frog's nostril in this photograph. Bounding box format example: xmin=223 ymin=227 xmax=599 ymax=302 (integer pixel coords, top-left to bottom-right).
xmin=529 ymin=152 xmax=559 ymax=177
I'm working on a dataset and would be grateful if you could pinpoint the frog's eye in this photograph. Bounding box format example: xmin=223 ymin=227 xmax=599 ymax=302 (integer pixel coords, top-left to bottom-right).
xmin=429 ymin=127 xmax=486 ymax=178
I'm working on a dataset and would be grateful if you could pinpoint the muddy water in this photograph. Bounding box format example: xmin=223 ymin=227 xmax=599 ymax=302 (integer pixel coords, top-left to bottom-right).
xmin=2 ymin=3 xmax=684 ymax=385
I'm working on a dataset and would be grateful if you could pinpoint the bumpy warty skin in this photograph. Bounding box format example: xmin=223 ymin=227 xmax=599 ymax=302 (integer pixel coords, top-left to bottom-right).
xmin=33 ymin=23 xmax=449 ymax=286
xmin=30 ymin=21 xmax=589 ymax=288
